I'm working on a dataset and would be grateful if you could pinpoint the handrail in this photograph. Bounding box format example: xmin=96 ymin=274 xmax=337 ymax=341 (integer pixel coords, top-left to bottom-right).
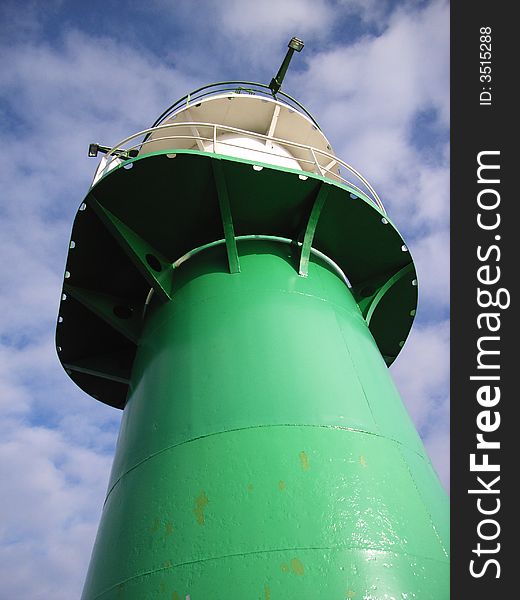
xmin=91 ymin=121 xmax=385 ymax=213
xmin=150 ymin=81 xmax=320 ymax=130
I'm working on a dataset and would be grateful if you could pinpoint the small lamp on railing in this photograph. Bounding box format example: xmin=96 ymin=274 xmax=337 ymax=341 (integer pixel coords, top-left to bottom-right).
xmin=88 ymin=143 xmax=138 ymax=159
xmin=88 ymin=143 xmax=110 ymax=158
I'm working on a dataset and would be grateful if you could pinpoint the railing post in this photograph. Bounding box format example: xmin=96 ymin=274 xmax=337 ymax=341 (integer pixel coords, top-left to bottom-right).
xmin=310 ymin=147 xmax=324 ymax=176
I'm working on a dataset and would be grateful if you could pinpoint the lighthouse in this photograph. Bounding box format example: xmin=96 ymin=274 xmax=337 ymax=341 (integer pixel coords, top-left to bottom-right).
xmin=57 ymin=39 xmax=449 ymax=600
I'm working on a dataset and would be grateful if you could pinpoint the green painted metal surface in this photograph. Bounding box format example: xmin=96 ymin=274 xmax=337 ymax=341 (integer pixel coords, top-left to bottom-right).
xmin=56 ymin=142 xmax=448 ymax=598
xmin=79 ymin=241 xmax=448 ymax=599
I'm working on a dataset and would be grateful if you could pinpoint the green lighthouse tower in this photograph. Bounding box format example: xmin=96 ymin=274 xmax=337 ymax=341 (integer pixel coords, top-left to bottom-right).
xmin=57 ymin=40 xmax=449 ymax=600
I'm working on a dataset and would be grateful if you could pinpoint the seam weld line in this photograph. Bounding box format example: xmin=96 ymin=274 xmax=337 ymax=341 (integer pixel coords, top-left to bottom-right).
xmin=395 ymin=441 xmax=449 ymax=559
xmin=92 ymin=545 xmax=448 ymax=599
xmin=144 ymin=288 xmax=359 ymax=341
xmin=332 ymin=305 xmax=379 ymax=435
xmin=104 ymin=423 xmax=427 ymax=506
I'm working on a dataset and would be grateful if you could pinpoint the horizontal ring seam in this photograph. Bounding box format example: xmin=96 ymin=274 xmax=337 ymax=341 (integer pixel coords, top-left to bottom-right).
xmin=104 ymin=423 xmax=427 ymax=506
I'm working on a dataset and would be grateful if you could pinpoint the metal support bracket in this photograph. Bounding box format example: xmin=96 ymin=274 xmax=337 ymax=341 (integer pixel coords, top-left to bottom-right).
xmin=88 ymin=195 xmax=173 ymax=301
xmin=64 ymin=283 xmax=141 ymax=344
xmin=298 ymin=183 xmax=330 ymax=277
xmin=184 ymin=108 xmax=207 ymax=151
xmin=212 ymin=160 xmax=240 ymax=274
xmin=351 ymin=263 xmax=414 ymax=321
xmin=365 ymin=263 xmax=414 ymax=326
xmin=265 ymin=104 xmax=281 ymax=149
xmin=63 ymin=351 xmax=131 ymax=385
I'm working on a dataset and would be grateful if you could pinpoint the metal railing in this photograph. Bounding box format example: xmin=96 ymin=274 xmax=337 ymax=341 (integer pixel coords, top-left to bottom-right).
xmin=149 ymin=81 xmax=321 ymax=131
xmin=91 ymin=121 xmax=385 ymax=213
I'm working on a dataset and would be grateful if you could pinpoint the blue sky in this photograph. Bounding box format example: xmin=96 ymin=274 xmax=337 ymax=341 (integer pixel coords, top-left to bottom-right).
xmin=0 ymin=1 xmax=449 ymax=598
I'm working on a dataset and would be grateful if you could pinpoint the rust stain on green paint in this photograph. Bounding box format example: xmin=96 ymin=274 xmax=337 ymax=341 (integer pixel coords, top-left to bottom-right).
xmin=194 ymin=491 xmax=209 ymax=525
xmin=291 ymin=558 xmax=305 ymax=575
xmin=149 ymin=517 xmax=160 ymax=534
xmin=360 ymin=455 xmax=367 ymax=467
xmin=264 ymin=585 xmax=271 ymax=599
xmin=346 ymin=591 xmax=356 ymax=598
xmin=165 ymin=521 xmax=174 ymax=535
xmin=247 ymin=483 xmax=254 ymax=492
xmin=281 ymin=563 xmax=289 ymax=573
xmin=161 ymin=559 xmax=173 ymax=568
xmin=171 ymin=592 xmax=181 ymax=600
xmin=278 ymin=480 xmax=286 ymax=491
xmin=299 ymin=451 xmax=310 ymax=471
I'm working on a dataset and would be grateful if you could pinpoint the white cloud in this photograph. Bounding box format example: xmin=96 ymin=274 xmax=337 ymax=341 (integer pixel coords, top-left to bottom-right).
xmin=0 ymin=422 xmax=112 ymax=600
xmin=392 ymin=320 xmax=449 ymax=427
xmin=217 ymin=0 xmax=335 ymax=39
xmin=411 ymin=227 xmax=450 ymax=311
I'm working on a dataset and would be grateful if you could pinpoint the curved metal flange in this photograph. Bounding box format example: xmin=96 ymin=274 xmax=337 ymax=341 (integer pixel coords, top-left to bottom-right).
xmin=56 ymin=149 xmax=417 ymax=406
